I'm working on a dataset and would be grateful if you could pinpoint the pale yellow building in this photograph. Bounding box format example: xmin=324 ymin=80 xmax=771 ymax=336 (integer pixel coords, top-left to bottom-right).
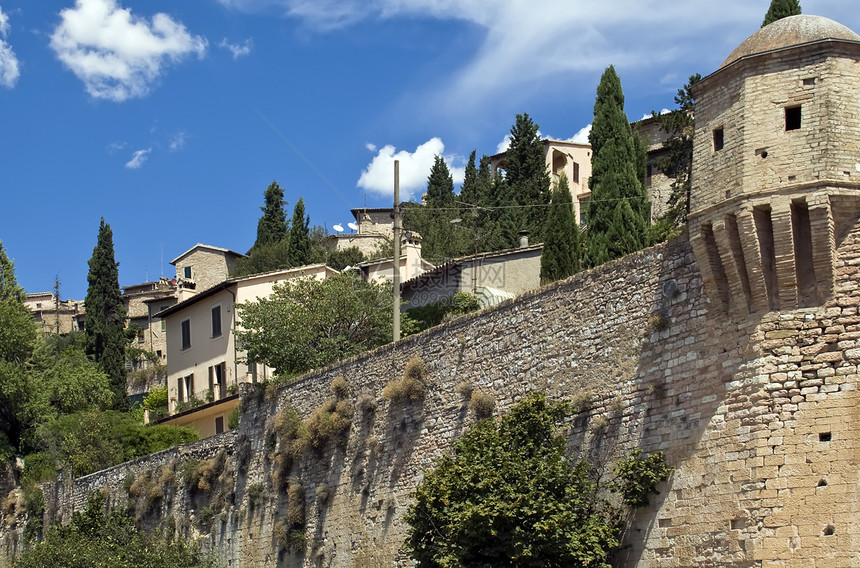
xmin=156 ymin=263 xmax=338 ymax=437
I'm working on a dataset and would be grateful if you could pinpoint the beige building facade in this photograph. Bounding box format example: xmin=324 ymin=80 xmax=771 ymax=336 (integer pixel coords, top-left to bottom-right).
xmin=157 ymin=263 xmax=338 ymax=436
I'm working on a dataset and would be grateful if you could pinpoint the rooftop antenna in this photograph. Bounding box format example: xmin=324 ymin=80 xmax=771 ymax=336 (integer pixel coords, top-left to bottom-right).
xmin=333 ymin=224 xmax=344 ymax=233
xmin=160 ymin=243 xmax=164 ymax=278
xmin=347 ymin=222 xmax=358 ymax=232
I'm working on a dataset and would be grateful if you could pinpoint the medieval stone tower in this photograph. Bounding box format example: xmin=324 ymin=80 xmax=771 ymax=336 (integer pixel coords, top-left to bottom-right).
xmin=689 ymin=15 xmax=860 ymax=318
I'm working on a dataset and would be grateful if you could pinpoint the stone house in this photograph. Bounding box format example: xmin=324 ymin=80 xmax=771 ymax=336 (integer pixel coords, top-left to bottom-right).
xmin=169 ymin=243 xmax=246 ymax=302
xmin=22 ymin=292 xmax=85 ymax=335
xmin=327 ymin=207 xmax=395 ymax=257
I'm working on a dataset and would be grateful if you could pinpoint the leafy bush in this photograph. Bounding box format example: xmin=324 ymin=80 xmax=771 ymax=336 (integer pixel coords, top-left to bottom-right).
xmin=13 ymin=492 xmax=216 ymax=567
xmin=32 ymin=410 xmax=198 ymax=478
xmin=235 ymin=274 xmax=394 ymax=377
xmin=228 ymin=407 xmax=240 ymax=430
xmin=142 ymin=386 xmax=169 ymax=422
xmin=20 ymin=452 xmax=56 ymax=487
xmin=405 ymin=292 xmax=480 ymax=332
xmin=611 ymin=449 xmax=673 ymax=508
xmin=405 ymin=393 xmax=620 ymax=567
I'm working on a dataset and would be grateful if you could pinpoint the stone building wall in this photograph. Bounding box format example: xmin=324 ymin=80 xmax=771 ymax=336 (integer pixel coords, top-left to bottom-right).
xmin=4 ymin=218 xmax=860 ymax=566
xmin=692 ymin=44 xmax=860 ymax=216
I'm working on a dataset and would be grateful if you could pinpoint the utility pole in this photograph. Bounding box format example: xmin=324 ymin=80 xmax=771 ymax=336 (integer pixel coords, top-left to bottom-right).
xmin=392 ymin=160 xmax=401 ymax=342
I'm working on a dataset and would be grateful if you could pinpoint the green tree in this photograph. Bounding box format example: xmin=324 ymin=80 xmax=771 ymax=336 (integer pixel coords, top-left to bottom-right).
xmin=404 ymin=154 xmax=473 ymax=262
xmin=235 ymin=273 xmax=393 ymax=377
xmin=405 ymin=393 xmax=620 ymax=567
xmin=540 ymin=174 xmax=581 ymax=282
xmin=496 ymin=113 xmax=551 ymax=246
xmin=287 ymin=197 xmax=311 ymax=267
xmin=33 ymin=410 xmax=198 ymax=478
xmin=13 ymin=492 xmax=215 ymax=567
xmin=326 ymin=246 xmax=366 ymax=271
xmin=255 ymin=180 xmax=289 ymax=249
xmin=0 ymin=240 xmax=25 ymax=302
xmin=762 ymin=0 xmax=801 ymax=27
xmin=651 ymin=74 xmax=701 ymax=240
xmin=586 ymin=66 xmax=651 ymax=268
xmin=0 ymin=298 xmax=37 ymax=459
xmin=85 ymin=218 xmax=128 ymax=410
xmin=459 ymin=150 xmax=480 ymax=206
xmin=231 ymin=239 xmax=291 ymax=277
xmin=426 ymin=155 xmax=455 ymax=204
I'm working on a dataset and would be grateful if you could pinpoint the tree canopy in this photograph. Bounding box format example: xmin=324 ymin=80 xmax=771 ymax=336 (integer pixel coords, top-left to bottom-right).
xmin=405 ymin=392 xmax=672 ymax=567
xmin=0 ymin=241 xmax=25 ymax=302
xmin=586 ymin=66 xmax=651 ymax=268
xmin=426 ymin=155 xmax=455 ymax=204
xmin=492 ymin=113 xmax=551 ymax=247
xmin=403 ymin=154 xmax=473 ymax=262
xmin=12 ymin=492 xmax=215 ymax=568
xmin=762 ymin=0 xmax=801 ymax=27
xmin=234 ymin=273 xmax=393 ymax=377
xmin=406 ymin=393 xmax=617 ymax=567
xmin=84 ymin=218 xmax=128 ymax=410
xmin=287 ymin=197 xmax=311 ymax=267
xmin=540 ymin=174 xmax=581 ymax=283
xmin=254 ymin=180 xmax=289 ymax=249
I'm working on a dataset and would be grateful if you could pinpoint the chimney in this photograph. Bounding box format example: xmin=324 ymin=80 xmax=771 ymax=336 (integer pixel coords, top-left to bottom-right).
xmin=518 ymin=231 xmax=529 ymax=248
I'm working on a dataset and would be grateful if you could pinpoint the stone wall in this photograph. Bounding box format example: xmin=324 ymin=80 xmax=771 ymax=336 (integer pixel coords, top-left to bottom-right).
xmin=4 ymin=218 xmax=860 ymax=567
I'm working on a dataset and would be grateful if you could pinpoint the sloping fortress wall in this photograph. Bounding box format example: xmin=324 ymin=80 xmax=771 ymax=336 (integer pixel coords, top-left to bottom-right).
xmin=5 ymin=212 xmax=860 ymax=567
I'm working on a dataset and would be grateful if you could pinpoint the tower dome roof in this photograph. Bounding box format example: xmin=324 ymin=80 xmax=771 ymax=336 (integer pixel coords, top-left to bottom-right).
xmin=720 ymin=15 xmax=860 ymax=69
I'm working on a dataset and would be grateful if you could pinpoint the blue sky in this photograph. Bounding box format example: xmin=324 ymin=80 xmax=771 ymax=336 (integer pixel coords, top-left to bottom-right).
xmin=1 ymin=0 xmax=858 ymax=300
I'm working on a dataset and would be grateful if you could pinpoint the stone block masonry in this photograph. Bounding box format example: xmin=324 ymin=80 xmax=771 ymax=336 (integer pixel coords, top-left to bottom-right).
xmin=4 ymin=217 xmax=860 ymax=566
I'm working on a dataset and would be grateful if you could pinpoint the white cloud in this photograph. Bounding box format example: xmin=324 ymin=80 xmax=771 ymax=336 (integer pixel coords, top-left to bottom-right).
xmin=0 ymin=6 xmax=20 ymax=88
xmin=567 ymin=124 xmax=591 ymax=145
xmin=365 ymin=142 xmax=377 ymax=152
xmin=215 ymin=0 xmax=774 ymax=112
xmin=357 ymin=137 xmax=463 ymax=199
xmin=169 ymin=131 xmax=187 ymax=151
xmin=495 ymin=135 xmax=510 ymax=154
xmin=218 ymin=38 xmax=253 ymax=59
xmin=125 ymin=148 xmax=151 ymax=169
xmin=639 ymin=109 xmax=671 ymax=120
xmin=106 ymin=141 xmax=127 ymax=153
xmin=50 ymin=0 xmax=207 ymax=102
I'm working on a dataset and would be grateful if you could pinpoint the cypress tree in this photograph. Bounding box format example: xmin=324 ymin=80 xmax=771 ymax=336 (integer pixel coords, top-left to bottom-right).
xmin=255 ymin=181 xmax=288 ymax=249
xmin=85 ymin=218 xmax=128 ymax=410
xmin=540 ymin=174 xmax=580 ymax=283
xmin=0 ymin=241 xmax=24 ymax=302
xmin=762 ymin=0 xmax=801 ymax=27
xmin=287 ymin=197 xmax=311 ymax=267
xmin=426 ymin=155 xmax=454 ymax=205
xmin=503 ymin=113 xmax=550 ymax=244
xmin=459 ymin=150 xmax=479 ymax=206
xmin=586 ymin=65 xmax=651 ymax=268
